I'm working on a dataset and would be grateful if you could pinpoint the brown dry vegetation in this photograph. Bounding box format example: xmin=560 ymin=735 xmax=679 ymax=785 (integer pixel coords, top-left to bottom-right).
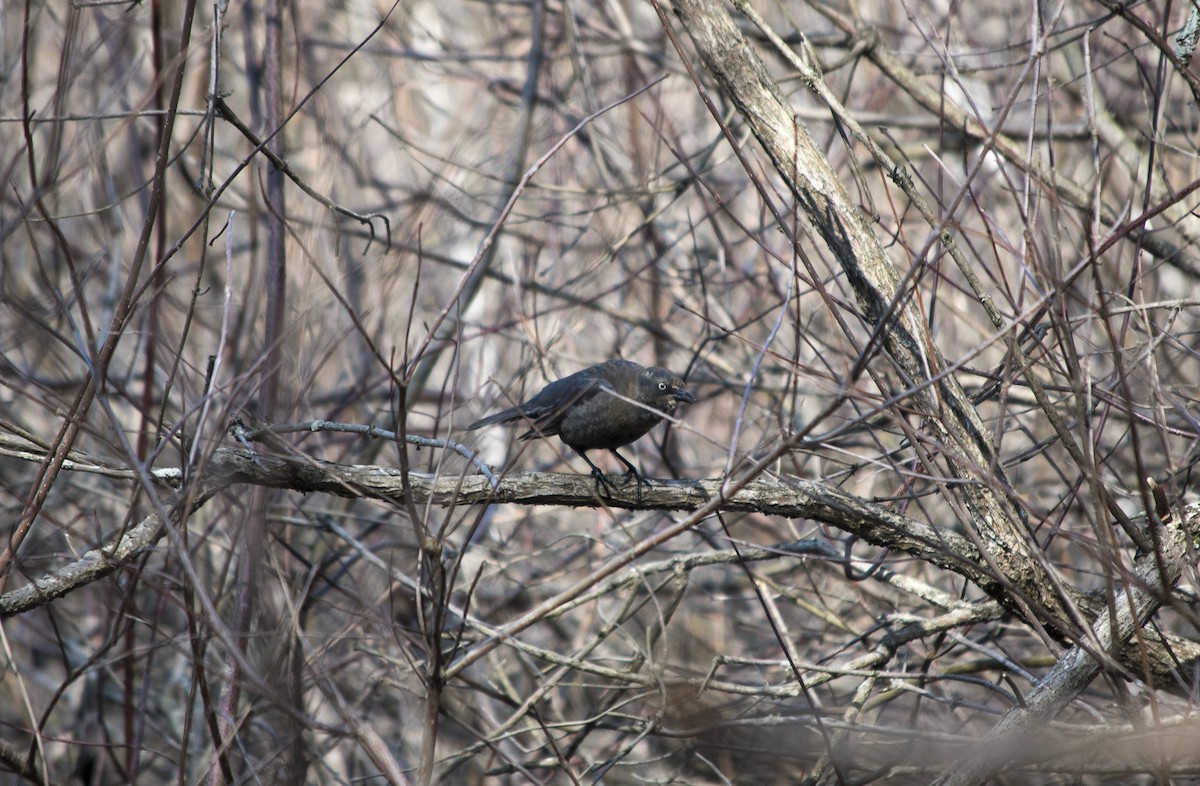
xmin=3 ymin=0 xmax=1200 ymax=784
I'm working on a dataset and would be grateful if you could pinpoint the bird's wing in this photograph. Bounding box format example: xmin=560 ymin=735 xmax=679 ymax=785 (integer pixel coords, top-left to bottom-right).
xmin=468 ymin=368 xmax=600 ymax=430
xmin=516 ymin=372 xmax=611 ymax=439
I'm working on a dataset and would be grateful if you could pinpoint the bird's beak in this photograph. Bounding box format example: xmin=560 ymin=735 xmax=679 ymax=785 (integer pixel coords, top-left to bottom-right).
xmin=677 ymin=387 xmax=697 ymax=404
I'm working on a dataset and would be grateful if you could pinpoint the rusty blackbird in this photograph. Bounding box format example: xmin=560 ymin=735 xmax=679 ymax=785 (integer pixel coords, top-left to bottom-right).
xmin=467 ymin=359 xmax=695 ymax=494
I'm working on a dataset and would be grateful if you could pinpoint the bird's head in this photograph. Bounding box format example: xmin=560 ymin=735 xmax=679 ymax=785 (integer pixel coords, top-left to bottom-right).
xmin=640 ymin=367 xmax=697 ymax=414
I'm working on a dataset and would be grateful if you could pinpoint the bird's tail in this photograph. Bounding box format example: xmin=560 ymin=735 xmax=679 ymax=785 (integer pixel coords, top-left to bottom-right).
xmin=465 ymin=407 xmax=525 ymax=430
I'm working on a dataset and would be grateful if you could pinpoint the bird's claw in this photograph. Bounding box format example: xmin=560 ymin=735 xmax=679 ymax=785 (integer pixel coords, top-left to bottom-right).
xmin=603 ymin=468 xmax=646 ymax=502
xmin=626 ymin=470 xmax=646 ymax=503
xmin=588 ymin=468 xmax=647 ymax=502
xmin=590 ymin=467 xmax=618 ymax=499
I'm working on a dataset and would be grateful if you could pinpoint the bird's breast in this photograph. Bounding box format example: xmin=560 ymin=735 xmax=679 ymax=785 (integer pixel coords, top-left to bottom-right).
xmin=556 ymin=397 xmax=664 ymax=451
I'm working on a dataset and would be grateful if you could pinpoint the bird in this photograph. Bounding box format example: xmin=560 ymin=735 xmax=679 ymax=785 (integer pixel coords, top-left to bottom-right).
xmin=467 ymin=359 xmax=696 ymax=495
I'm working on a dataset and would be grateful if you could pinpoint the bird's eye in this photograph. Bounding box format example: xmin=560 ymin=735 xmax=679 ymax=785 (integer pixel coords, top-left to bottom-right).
xmin=659 ymin=382 xmax=667 ymax=391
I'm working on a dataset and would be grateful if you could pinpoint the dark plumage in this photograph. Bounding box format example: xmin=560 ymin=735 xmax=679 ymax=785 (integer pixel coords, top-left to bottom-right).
xmin=468 ymin=359 xmax=696 ymax=493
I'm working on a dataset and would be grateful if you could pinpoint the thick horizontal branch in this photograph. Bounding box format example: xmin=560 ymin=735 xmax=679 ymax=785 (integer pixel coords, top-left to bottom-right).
xmin=4 ymin=444 xmax=1198 ymax=696
xmin=204 ymin=446 xmax=988 ymax=580
xmin=1 ymin=443 xmax=987 ymax=616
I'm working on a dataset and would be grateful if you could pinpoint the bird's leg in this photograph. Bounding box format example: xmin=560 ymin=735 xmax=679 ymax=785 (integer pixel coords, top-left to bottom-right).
xmin=576 ymin=450 xmax=618 ymax=499
xmin=609 ymin=449 xmax=646 ymax=502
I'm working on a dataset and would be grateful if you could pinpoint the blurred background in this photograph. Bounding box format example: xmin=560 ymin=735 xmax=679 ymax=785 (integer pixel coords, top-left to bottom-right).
xmin=2 ymin=0 xmax=1200 ymax=783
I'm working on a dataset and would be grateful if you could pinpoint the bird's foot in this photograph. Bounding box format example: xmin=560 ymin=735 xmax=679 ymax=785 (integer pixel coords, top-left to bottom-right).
xmin=590 ymin=467 xmax=619 ymax=500
xmin=585 ymin=465 xmax=647 ymax=503
xmin=619 ymin=469 xmax=647 ymax=503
